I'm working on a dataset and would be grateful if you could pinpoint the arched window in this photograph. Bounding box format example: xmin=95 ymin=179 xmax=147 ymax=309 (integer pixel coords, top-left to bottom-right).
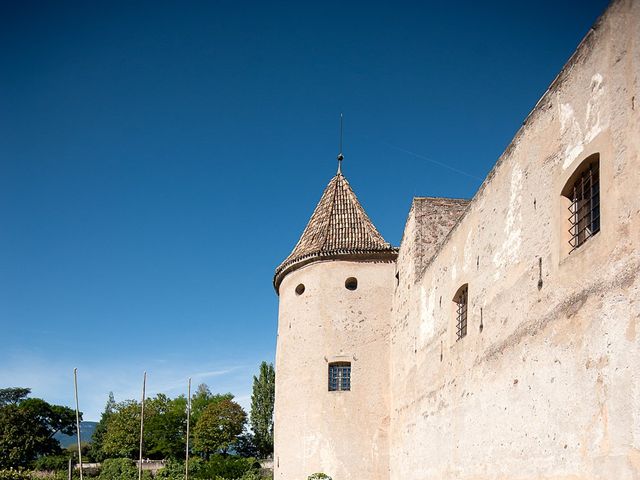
xmin=562 ymin=154 xmax=600 ymax=252
xmin=453 ymin=284 xmax=468 ymax=341
xmin=328 ymin=362 xmax=351 ymax=391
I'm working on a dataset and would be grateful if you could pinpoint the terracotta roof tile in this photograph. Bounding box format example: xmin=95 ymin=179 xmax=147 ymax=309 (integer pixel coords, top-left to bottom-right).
xmin=274 ymin=173 xmax=398 ymax=291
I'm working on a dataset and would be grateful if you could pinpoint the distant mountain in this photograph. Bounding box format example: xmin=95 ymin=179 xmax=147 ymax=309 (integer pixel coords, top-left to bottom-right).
xmin=54 ymin=421 xmax=98 ymax=448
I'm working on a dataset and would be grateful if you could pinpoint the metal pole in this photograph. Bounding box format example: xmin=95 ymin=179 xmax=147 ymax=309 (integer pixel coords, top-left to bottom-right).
xmin=138 ymin=371 xmax=146 ymax=480
xmin=68 ymin=456 xmax=72 ymax=480
xmin=73 ymin=368 xmax=84 ymax=480
xmin=185 ymin=377 xmax=191 ymax=480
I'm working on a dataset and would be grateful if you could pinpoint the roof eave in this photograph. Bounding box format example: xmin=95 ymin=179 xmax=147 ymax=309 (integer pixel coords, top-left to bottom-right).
xmin=273 ymin=248 xmax=399 ymax=294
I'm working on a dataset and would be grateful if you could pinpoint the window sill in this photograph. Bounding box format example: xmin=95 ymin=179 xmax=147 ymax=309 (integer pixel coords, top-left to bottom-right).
xmin=559 ymin=230 xmax=602 ymax=268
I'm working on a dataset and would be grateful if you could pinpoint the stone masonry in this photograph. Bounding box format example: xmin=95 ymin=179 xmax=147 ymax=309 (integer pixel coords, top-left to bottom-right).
xmin=273 ymin=1 xmax=640 ymax=478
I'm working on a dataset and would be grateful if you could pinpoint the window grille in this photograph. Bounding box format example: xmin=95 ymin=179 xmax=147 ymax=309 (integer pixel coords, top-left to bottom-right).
xmin=567 ymin=161 xmax=600 ymax=252
xmin=455 ymin=285 xmax=468 ymax=340
xmin=328 ymin=362 xmax=351 ymax=391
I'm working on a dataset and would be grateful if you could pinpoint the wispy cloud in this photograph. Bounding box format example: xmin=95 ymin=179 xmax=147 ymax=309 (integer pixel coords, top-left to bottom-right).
xmin=379 ymin=141 xmax=484 ymax=181
xmin=0 ymin=350 xmax=255 ymax=421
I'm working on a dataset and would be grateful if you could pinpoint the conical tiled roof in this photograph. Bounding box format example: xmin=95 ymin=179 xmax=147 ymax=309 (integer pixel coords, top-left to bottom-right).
xmin=274 ymin=172 xmax=398 ymax=292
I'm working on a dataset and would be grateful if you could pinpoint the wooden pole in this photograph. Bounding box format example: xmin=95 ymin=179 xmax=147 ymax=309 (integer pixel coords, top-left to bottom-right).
xmin=73 ymin=368 xmax=84 ymax=480
xmin=185 ymin=378 xmax=191 ymax=480
xmin=67 ymin=456 xmax=72 ymax=480
xmin=138 ymin=371 xmax=147 ymax=480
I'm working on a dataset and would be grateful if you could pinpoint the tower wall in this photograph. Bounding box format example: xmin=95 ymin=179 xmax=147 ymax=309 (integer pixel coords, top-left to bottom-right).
xmin=274 ymin=259 xmax=395 ymax=480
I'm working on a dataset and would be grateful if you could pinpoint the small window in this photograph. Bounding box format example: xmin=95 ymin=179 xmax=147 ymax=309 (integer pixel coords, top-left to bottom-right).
xmin=345 ymin=277 xmax=358 ymax=291
xmin=454 ymin=284 xmax=468 ymax=341
xmin=328 ymin=362 xmax=351 ymax=391
xmin=563 ymin=155 xmax=600 ymax=253
xmin=295 ymin=284 xmax=305 ymax=295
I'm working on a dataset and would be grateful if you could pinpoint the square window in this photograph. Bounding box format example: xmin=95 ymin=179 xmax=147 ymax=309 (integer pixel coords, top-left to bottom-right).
xmin=328 ymin=363 xmax=351 ymax=391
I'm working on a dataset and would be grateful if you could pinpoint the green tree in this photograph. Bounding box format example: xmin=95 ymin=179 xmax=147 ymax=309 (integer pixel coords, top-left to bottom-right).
xmin=234 ymin=432 xmax=260 ymax=458
xmin=101 ymin=400 xmax=140 ymax=459
xmin=193 ymin=399 xmax=246 ymax=458
xmin=89 ymin=392 xmax=116 ymax=461
xmin=0 ymin=388 xmax=31 ymax=406
xmin=190 ymin=384 xmax=233 ymax=427
xmin=145 ymin=394 xmax=187 ymax=459
xmin=0 ymin=390 xmax=77 ymax=468
xmin=100 ymin=394 xmax=189 ymax=460
xmin=249 ymin=362 xmax=275 ymax=458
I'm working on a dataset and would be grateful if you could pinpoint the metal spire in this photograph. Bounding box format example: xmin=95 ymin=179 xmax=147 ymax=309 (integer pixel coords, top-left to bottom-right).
xmin=337 ymin=113 xmax=344 ymax=174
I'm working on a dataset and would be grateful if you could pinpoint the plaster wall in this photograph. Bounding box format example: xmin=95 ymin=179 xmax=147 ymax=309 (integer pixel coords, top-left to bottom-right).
xmin=274 ymin=260 xmax=396 ymax=480
xmin=390 ymin=1 xmax=640 ymax=478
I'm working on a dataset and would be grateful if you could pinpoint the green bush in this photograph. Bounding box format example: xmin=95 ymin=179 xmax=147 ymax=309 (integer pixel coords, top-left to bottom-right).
xmin=199 ymin=455 xmax=261 ymax=480
xmin=97 ymin=458 xmax=151 ymax=480
xmin=307 ymin=474 xmax=332 ymax=480
xmin=236 ymin=470 xmax=266 ymax=480
xmin=32 ymin=472 xmax=84 ymax=480
xmin=32 ymin=455 xmax=70 ymax=472
xmin=154 ymin=459 xmax=183 ymax=480
xmin=155 ymin=457 xmax=213 ymax=480
xmin=0 ymin=469 xmax=30 ymax=480
xmin=203 ymin=474 xmax=266 ymax=480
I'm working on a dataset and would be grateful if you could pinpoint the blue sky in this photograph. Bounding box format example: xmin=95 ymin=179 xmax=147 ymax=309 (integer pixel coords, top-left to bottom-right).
xmin=0 ymin=0 xmax=609 ymax=420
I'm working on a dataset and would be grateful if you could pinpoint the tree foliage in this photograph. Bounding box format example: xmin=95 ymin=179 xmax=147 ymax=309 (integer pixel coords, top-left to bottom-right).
xmin=0 ymin=469 xmax=31 ymax=480
xmin=97 ymin=386 xmax=238 ymax=461
xmin=0 ymin=380 xmax=262 ymax=471
xmin=190 ymin=384 xmax=233 ymax=427
xmin=193 ymin=399 xmax=246 ymax=457
xmin=0 ymin=388 xmax=31 ymax=406
xmin=89 ymin=391 xmax=116 ymax=461
xmin=98 ymin=458 xmax=151 ymax=480
xmin=145 ymin=394 xmax=187 ymax=459
xmin=101 ymin=400 xmax=140 ymax=459
xmin=0 ymin=390 xmax=77 ymax=468
xmin=249 ymin=362 xmax=275 ymax=458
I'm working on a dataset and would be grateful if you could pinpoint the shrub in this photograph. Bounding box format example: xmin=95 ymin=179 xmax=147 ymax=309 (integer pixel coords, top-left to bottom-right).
xmin=155 ymin=457 xmax=211 ymax=480
xmin=154 ymin=459 xmax=183 ymax=480
xmin=199 ymin=455 xmax=261 ymax=480
xmin=237 ymin=470 xmax=266 ymax=480
xmin=32 ymin=455 xmax=70 ymax=472
xmin=30 ymin=472 xmax=82 ymax=480
xmin=0 ymin=469 xmax=30 ymax=480
xmin=97 ymin=458 xmax=151 ymax=480
xmin=308 ymin=474 xmax=332 ymax=480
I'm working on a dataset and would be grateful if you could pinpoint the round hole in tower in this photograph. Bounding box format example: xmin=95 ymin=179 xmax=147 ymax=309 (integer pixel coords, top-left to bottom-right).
xmin=345 ymin=277 xmax=358 ymax=291
xmin=295 ymin=284 xmax=305 ymax=295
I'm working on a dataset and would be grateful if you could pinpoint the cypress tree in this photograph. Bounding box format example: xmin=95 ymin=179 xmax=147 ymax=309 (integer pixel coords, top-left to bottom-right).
xmin=249 ymin=362 xmax=275 ymax=458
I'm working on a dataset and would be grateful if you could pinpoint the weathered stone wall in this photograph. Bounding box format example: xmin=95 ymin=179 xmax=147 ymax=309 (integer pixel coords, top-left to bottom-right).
xmin=274 ymin=260 xmax=395 ymax=480
xmin=389 ymin=1 xmax=640 ymax=478
xmin=400 ymin=197 xmax=469 ymax=283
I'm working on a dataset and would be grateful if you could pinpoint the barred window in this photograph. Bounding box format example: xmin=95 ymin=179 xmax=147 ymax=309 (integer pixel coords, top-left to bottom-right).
xmin=564 ymin=156 xmax=600 ymax=253
xmin=328 ymin=362 xmax=351 ymax=391
xmin=454 ymin=284 xmax=468 ymax=341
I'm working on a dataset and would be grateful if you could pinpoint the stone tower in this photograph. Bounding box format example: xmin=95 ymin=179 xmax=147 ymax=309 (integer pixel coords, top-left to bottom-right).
xmin=273 ymin=167 xmax=398 ymax=480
